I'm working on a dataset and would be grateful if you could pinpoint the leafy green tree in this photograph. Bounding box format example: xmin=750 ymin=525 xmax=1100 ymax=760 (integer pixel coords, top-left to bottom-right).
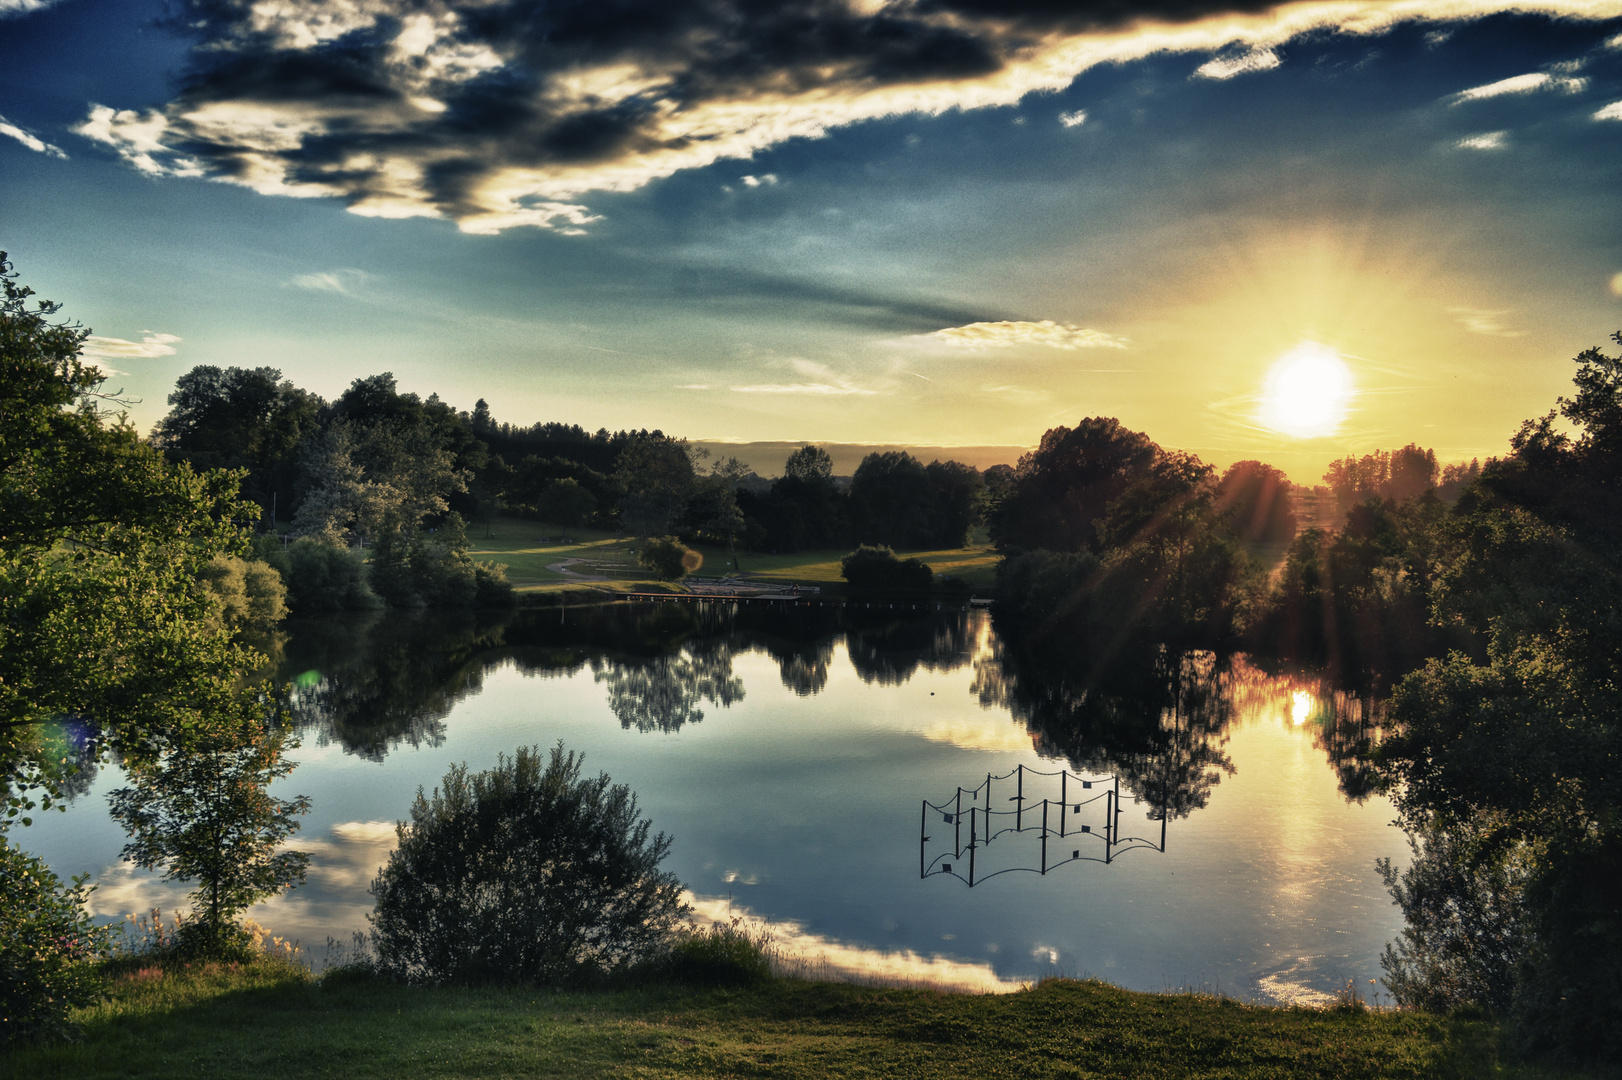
xmin=840 ymin=545 xmax=932 ymax=594
xmin=151 ymin=365 xmax=323 ymax=525
xmin=196 ymin=553 xmax=287 ymax=634
xmin=0 ymin=836 xmax=104 ymax=1044
xmin=991 ymin=417 xmax=1158 ymax=553
xmin=369 ymin=743 xmax=689 ymax=985
xmin=614 ymin=434 xmax=696 ymax=537
xmin=1216 ymin=460 xmax=1296 ymax=543
xmin=534 ymin=477 xmax=596 ymax=531
xmin=369 ymin=511 xmax=511 ymax=609
xmin=2 ymin=252 xmax=257 ymax=821
xmin=850 ymin=451 xmax=932 ymax=548
xmin=638 ymin=535 xmax=698 ymax=581
xmin=280 ymin=536 xmax=381 ymax=613
xmin=783 ymin=444 xmax=834 ymax=484
xmin=108 ymin=706 xmax=310 ymax=958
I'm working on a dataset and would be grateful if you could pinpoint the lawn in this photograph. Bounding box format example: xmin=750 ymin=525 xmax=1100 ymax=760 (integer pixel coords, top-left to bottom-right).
xmin=7 ymin=962 xmax=1586 ymax=1080
xmin=464 ymin=516 xmax=1001 ymax=593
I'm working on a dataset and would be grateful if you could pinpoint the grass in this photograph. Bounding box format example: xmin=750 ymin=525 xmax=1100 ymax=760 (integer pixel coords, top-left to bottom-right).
xmin=6 ymin=961 xmax=1597 ymax=1080
xmin=464 ymin=516 xmax=1000 ymax=593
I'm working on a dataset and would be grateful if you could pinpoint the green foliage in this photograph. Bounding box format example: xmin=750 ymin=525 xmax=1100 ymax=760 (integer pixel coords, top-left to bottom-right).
xmin=1378 ymin=815 xmax=1531 ymax=1017
xmin=990 ymin=417 xmax=1158 ymax=553
xmin=652 ymin=918 xmax=774 ymax=987
xmin=614 ymin=435 xmax=696 ymax=538
xmin=1216 ymin=460 xmax=1296 ymax=543
xmin=196 ymin=553 xmax=287 ymax=634
xmin=637 ymin=535 xmax=697 ymax=580
xmin=369 ymin=743 xmax=689 ymax=986
xmin=534 ymin=477 xmax=596 ymax=529
xmin=2 ymin=251 xmax=259 ymax=821
xmin=281 ymin=536 xmax=380 ymax=613
xmin=369 ymin=512 xmax=513 ymax=608
xmin=0 ymin=836 xmax=104 ymax=1045
xmin=108 ymin=708 xmax=310 ymax=959
xmin=840 ymin=545 xmax=933 ymax=594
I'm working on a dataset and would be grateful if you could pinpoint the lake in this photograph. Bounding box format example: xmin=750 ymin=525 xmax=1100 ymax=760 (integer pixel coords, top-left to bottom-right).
xmin=24 ymin=599 xmax=1405 ymax=1004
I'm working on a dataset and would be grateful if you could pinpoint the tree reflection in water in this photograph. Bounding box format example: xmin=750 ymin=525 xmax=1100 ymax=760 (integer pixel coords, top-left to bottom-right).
xmin=272 ymin=602 xmax=1389 ymax=809
xmin=974 ymin=637 xmax=1238 ymax=820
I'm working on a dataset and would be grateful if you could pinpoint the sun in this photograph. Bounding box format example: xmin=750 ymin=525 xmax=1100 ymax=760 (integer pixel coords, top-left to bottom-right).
xmin=1258 ymin=343 xmax=1354 ymax=439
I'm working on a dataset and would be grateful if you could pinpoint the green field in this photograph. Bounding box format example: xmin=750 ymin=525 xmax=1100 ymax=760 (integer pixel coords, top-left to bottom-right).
xmin=7 ymin=961 xmax=1584 ymax=1080
xmin=464 ymin=517 xmax=1000 ymax=593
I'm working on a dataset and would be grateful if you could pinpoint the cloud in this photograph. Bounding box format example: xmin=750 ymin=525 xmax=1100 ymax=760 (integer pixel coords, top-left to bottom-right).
xmin=70 ymin=2 xmax=1622 ymax=233
xmin=1456 ymin=130 xmax=1508 ymax=150
xmin=1612 ymin=271 xmax=1622 ymax=297
xmin=78 ymin=332 xmax=182 ymax=374
xmin=1447 ymin=307 xmax=1527 ymax=337
xmin=730 ymin=382 xmax=878 ymax=395
xmin=926 ymin=320 xmax=1127 ymax=350
xmin=0 ymin=113 xmax=67 ymax=157
xmin=0 ymin=0 xmax=59 ymax=15
xmin=1448 ymin=71 xmax=1587 ymax=104
xmin=676 ymin=383 xmax=711 ymax=390
xmin=1058 ymin=109 xmax=1087 ymax=127
xmin=1192 ymin=48 xmax=1282 ymax=80
xmin=1596 ymin=101 xmax=1622 ymax=121
xmin=740 ymin=174 xmax=778 ymax=187
xmin=286 ymin=268 xmax=373 ymax=294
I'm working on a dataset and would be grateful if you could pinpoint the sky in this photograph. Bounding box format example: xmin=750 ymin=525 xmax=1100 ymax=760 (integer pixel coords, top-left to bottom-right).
xmin=3 ymin=0 xmax=1621 ymax=483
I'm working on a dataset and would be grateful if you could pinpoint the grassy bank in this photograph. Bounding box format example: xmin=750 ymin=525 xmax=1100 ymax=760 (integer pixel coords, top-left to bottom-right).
xmin=6 ymin=962 xmax=1588 ymax=1080
xmin=463 ymin=516 xmax=1000 ymax=592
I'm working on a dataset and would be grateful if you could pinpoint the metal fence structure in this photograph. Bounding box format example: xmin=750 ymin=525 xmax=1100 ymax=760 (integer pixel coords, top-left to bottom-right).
xmin=920 ymin=763 xmax=1167 ymax=886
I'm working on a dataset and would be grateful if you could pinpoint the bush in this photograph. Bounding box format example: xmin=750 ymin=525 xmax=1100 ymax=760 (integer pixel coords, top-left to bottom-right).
xmin=0 ymin=836 xmax=104 ymax=1045
xmin=654 ymin=918 xmax=774 ymax=987
xmin=196 ymin=553 xmax=287 ymax=633
xmin=369 ymin=743 xmax=689 ymax=986
xmin=840 ymin=545 xmax=932 ymax=594
xmin=638 ymin=536 xmax=698 ymax=581
xmin=283 ymin=537 xmax=380 ymax=613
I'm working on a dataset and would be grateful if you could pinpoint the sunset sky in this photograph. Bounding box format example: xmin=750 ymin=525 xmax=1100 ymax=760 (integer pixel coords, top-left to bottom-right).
xmin=4 ymin=0 xmax=1621 ymax=482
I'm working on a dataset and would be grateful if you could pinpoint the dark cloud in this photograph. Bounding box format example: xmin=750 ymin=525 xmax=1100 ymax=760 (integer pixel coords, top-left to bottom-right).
xmin=72 ymin=0 xmax=1622 ymax=232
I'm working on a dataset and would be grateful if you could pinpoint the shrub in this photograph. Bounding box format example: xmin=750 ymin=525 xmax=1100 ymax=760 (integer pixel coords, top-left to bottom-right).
xmin=654 ymin=917 xmax=774 ymax=986
xmin=283 ymin=537 xmax=380 ymax=613
xmin=369 ymin=743 xmax=688 ymax=986
xmin=0 ymin=836 xmax=104 ymax=1045
xmin=196 ymin=553 xmax=287 ymax=633
xmin=637 ymin=536 xmax=698 ymax=580
xmin=840 ymin=544 xmax=933 ymax=594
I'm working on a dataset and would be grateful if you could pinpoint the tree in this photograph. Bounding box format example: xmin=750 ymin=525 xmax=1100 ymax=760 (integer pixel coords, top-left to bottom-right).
xmin=1216 ymin=460 xmax=1296 ymax=543
xmin=783 ymin=444 xmax=834 ymax=484
xmin=840 ymin=545 xmax=932 ymax=594
xmin=2 ymin=252 xmax=257 ymax=821
xmin=638 ymin=535 xmax=699 ymax=581
xmin=151 ymin=365 xmax=323 ymax=524
xmin=850 ymin=451 xmax=932 ymax=548
xmin=369 ymin=743 xmax=689 ymax=985
xmin=0 ymin=837 xmax=103 ymax=1044
xmin=991 ymin=417 xmax=1158 ymax=553
xmin=614 ymin=434 xmax=695 ymax=537
xmin=534 ymin=477 xmax=596 ymax=531
xmin=108 ymin=703 xmax=310 ymax=957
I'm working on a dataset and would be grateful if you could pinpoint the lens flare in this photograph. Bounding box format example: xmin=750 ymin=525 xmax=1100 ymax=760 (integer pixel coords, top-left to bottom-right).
xmin=1290 ymin=689 xmax=1313 ymax=726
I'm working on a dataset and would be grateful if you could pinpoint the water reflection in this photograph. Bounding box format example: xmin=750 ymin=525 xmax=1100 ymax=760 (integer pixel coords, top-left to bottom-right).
xmin=922 ymin=764 xmax=1167 ymax=886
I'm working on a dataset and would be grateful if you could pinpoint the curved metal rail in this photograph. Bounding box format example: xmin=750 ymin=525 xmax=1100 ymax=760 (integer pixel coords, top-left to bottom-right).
xmin=920 ymin=763 xmax=1167 ymax=886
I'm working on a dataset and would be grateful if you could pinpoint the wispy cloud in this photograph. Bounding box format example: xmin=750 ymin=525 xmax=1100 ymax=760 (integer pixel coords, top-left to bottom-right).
xmin=1193 ymin=48 xmax=1281 ymax=80
xmin=1058 ymin=109 xmax=1088 ymax=128
xmin=1448 ymin=71 xmax=1587 ymax=104
xmin=1447 ymin=307 xmax=1527 ymax=337
xmin=68 ymin=1 xmax=1622 ymax=234
xmin=0 ymin=113 xmax=66 ymax=157
xmin=740 ymin=174 xmax=778 ymax=188
xmin=1456 ymin=130 xmax=1508 ymax=151
xmin=676 ymin=383 xmax=711 ymax=390
xmin=0 ymin=0 xmax=59 ymax=16
xmin=74 ymin=331 xmax=181 ymax=376
xmin=286 ymin=269 xmax=373 ymax=294
xmin=926 ymin=320 xmax=1127 ymax=350
xmin=731 ymin=357 xmax=877 ymax=396
xmin=1595 ymin=101 xmax=1622 ymax=121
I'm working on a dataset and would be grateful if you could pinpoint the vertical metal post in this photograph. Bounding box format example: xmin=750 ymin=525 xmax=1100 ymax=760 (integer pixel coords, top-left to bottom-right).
xmin=1105 ymin=788 xmax=1113 ymax=864
xmin=1016 ymin=764 xmax=1024 ymax=831
xmin=968 ymin=806 xmax=977 ymax=886
xmin=984 ymin=773 xmax=992 ymax=842
xmin=955 ymin=787 xmax=963 ymax=857
xmin=1060 ymin=770 xmax=1067 ymax=838
xmin=920 ymin=801 xmax=927 ymax=879
xmin=1041 ymin=799 xmax=1049 ymax=874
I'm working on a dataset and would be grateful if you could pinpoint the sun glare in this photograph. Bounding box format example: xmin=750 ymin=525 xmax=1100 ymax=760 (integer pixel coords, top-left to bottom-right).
xmin=1258 ymin=343 xmax=1354 ymax=439
xmin=1290 ymin=689 xmax=1313 ymax=727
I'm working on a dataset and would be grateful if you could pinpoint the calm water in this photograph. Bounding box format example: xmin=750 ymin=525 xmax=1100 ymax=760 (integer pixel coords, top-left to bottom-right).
xmin=25 ymin=601 xmax=1404 ymax=1003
